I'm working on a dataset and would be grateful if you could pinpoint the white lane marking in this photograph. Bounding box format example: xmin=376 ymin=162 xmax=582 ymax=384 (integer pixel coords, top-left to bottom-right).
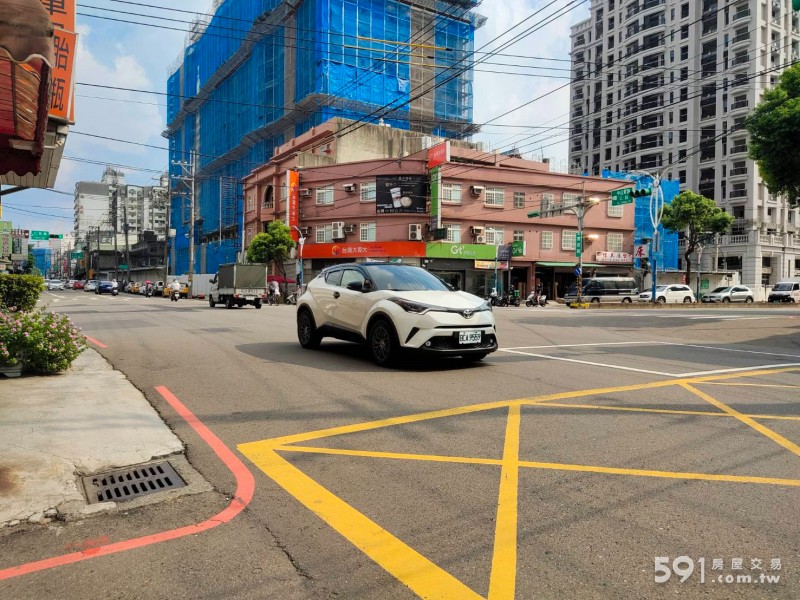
xmin=502 ymin=341 xmax=665 ymax=351
xmin=675 ymin=363 xmax=800 ymax=377
xmin=659 ymin=343 xmax=800 ymax=360
xmin=499 ymin=348 xmax=679 ymax=377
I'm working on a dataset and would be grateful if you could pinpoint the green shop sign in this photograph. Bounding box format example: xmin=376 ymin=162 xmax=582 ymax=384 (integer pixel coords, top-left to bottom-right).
xmin=426 ymin=242 xmax=499 ymax=260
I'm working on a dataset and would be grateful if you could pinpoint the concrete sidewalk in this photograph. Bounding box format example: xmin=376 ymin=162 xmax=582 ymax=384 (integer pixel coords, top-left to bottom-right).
xmin=0 ymin=349 xmax=206 ymax=528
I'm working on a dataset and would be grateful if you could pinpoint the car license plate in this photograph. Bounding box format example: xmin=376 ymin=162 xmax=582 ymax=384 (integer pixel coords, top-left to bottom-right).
xmin=458 ymin=331 xmax=481 ymax=344
xmin=245 ymin=296 xmax=255 ymax=301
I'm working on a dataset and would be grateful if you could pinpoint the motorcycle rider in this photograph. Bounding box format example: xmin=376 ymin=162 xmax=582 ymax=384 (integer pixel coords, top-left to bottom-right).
xmin=170 ymin=279 xmax=181 ymax=301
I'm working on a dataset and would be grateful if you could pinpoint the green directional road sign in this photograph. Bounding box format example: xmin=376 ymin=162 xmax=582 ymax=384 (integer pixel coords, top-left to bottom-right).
xmin=575 ymin=232 xmax=583 ymax=257
xmin=30 ymin=230 xmax=49 ymax=240
xmin=611 ymin=189 xmax=633 ymax=206
xmin=118 ymin=264 xmax=129 ymax=271
xmin=71 ymin=252 xmax=83 ymax=259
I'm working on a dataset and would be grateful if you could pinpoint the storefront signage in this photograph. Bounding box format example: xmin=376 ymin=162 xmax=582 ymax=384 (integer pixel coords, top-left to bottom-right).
xmin=475 ymin=260 xmax=508 ymax=270
xmin=595 ymin=251 xmax=633 ymax=263
xmin=376 ymin=175 xmax=427 ymax=214
xmin=286 ymin=170 xmax=299 ymax=241
xmin=496 ymin=243 xmax=511 ymax=261
xmin=301 ymin=241 xmax=425 ymax=259
xmin=426 ymin=242 xmax=499 ymax=260
xmin=511 ymin=240 xmax=526 ymax=257
xmin=427 ymin=141 xmax=450 ymax=169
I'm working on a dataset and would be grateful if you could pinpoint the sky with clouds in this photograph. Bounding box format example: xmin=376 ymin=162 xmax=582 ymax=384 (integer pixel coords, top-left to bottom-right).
xmin=5 ymin=0 xmax=588 ymax=236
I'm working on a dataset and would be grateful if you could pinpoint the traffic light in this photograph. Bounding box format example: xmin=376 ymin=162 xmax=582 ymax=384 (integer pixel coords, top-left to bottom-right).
xmin=632 ymin=188 xmax=652 ymax=198
xmin=49 ymin=234 xmax=63 ymax=239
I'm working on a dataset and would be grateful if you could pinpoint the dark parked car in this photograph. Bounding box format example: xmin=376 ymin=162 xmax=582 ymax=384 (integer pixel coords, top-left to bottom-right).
xmin=95 ymin=281 xmax=117 ymax=295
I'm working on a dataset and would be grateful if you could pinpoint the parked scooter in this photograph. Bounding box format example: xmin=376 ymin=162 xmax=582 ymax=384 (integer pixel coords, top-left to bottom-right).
xmin=170 ymin=289 xmax=180 ymax=302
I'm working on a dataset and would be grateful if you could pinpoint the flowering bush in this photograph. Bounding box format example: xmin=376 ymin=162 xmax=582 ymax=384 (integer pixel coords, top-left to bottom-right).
xmin=0 ymin=309 xmax=86 ymax=374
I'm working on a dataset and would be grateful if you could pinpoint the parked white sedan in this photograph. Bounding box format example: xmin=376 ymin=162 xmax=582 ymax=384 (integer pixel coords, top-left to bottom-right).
xmin=46 ymin=279 xmax=65 ymax=291
xmin=638 ymin=284 xmax=695 ymax=304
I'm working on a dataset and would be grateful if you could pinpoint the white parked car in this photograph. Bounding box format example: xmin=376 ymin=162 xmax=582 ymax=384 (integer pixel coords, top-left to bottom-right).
xmin=701 ymin=285 xmax=754 ymax=303
xmin=46 ymin=279 xmax=65 ymax=291
xmin=638 ymin=284 xmax=695 ymax=304
xmin=296 ymin=262 xmax=498 ymax=366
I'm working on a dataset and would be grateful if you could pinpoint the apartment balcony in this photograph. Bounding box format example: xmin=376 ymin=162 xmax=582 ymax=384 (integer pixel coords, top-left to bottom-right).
xmin=729 ymin=166 xmax=748 ymax=178
xmin=730 ymin=143 xmax=749 ymax=155
xmin=730 ymin=99 xmax=749 ymax=112
xmin=729 ymin=189 xmax=748 ymax=199
xmin=722 ymin=232 xmax=751 ymax=245
xmin=732 ymin=9 xmax=750 ymax=22
xmin=758 ymin=233 xmax=783 ymax=246
xmin=730 ymin=54 xmax=749 ymax=67
xmin=731 ymin=32 xmax=751 ymax=48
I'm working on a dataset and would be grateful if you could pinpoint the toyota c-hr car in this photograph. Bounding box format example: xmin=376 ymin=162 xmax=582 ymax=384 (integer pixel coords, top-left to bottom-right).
xmin=296 ymin=263 xmax=498 ymax=366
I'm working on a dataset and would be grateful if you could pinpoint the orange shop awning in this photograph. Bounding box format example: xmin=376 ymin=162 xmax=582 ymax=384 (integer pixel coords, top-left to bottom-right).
xmin=0 ymin=0 xmax=54 ymax=176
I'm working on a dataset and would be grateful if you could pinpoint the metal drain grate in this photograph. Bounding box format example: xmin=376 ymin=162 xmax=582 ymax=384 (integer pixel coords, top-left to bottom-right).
xmin=82 ymin=461 xmax=186 ymax=504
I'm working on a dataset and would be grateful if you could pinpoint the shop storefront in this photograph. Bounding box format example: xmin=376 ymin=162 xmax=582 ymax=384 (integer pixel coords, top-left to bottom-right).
xmin=535 ymin=254 xmax=634 ymax=300
xmin=301 ymin=241 xmax=426 ymax=280
xmin=426 ymin=242 xmax=517 ymax=296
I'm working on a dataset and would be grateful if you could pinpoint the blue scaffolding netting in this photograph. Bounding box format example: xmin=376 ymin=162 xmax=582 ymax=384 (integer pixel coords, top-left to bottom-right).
xmin=166 ymin=0 xmax=477 ymax=275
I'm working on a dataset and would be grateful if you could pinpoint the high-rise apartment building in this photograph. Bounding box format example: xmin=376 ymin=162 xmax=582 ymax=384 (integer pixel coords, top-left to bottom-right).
xmin=165 ymin=0 xmax=482 ymax=275
xmin=569 ymin=0 xmax=800 ymax=294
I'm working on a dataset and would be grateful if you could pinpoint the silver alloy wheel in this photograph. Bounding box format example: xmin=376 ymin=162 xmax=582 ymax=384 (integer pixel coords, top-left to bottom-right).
xmin=370 ymin=321 xmax=393 ymax=364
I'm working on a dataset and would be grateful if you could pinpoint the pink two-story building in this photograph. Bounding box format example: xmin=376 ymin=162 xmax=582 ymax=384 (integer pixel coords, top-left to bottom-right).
xmin=243 ymin=119 xmax=633 ymax=299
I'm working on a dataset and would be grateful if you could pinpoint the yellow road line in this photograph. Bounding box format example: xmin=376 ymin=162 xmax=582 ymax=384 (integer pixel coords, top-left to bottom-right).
xmin=524 ymin=402 xmax=800 ymax=422
xmin=681 ymin=383 xmax=800 ymax=459
xmin=239 ymin=366 xmax=800 ymax=452
xmin=699 ymin=382 xmax=800 ymax=389
xmin=274 ymin=446 xmax=800 ymax=487
xmin=489 ymin=405 xmax=521 ymax=600
xmin=239 ymin=445 xmax=483 ymax=600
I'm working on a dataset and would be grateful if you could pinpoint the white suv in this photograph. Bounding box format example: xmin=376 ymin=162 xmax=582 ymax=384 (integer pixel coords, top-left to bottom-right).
xmin=638 ymin=284 xmax=695 ymax=304
xmin=296 ymin=263 xmax=498 ymax=366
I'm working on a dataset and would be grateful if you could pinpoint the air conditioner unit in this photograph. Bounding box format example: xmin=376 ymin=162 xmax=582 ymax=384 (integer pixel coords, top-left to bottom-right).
xmin=344 ymin=224 xmax=357 ymax=234
xmin=299 ymin=226 xmax=311 ymax=236
xmin=470 ymin=226 xmax=484 ymax=236
xmin=470 ymin=185 xmax=485 ymax=196
xmin=299 ymin=188 xmax=311 ymax=197
xmin=475 ymin=235 xmax=487 ymax=244
xmin=343 ymin=183 xmax=357 ymax=193
xmin=332 ymin=221 xmax=346 ymax=239
xmin=408 ymin=223 xmax=423 ymax=241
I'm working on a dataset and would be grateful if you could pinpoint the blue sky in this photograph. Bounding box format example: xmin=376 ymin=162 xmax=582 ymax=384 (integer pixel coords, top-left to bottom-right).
xmin=5 ymin=0 xmax=584 ymax=236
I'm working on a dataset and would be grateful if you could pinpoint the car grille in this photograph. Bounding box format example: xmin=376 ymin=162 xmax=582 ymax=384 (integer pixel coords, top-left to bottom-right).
xmin=427 ymin=333 xmax=497 ymax=351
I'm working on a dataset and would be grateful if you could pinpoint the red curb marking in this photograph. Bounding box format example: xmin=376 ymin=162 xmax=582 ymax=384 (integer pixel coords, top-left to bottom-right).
xmin=84 ymin=335 xmax=107 ymax=349
xmin=0 ymin=386 xmax=255 ymax=581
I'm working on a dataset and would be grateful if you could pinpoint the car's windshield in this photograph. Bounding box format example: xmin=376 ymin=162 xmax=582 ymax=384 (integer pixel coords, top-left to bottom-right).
xmin=709 ymin=287 xmax=726 ymax=293
xmin=714 ymin=287 xmax=732 ymax=293
xmin=362 ymin=264 xmax=449 ymax=292
xmin=773 ymin=282 xmax=793 ymax=291
xmin=655 ymin=285 xmax=668 ymax=291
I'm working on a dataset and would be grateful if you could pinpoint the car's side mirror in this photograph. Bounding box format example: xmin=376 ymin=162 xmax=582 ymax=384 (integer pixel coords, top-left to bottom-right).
xmin=346 ymin=281 xmax=365 ymax=292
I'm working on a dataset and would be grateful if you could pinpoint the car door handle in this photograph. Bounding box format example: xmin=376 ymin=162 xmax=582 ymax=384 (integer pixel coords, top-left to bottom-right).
xmin=333 ymin=292 xmax=340 ymax=299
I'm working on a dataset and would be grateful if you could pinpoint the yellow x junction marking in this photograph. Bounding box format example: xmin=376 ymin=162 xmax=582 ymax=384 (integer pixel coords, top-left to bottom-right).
xmin=238 ymin=366 xmax=800 ymax=600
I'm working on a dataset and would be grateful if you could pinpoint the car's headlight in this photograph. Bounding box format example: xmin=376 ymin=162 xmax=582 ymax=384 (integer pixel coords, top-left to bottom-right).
xmin=389 ymin=297 xmax=440 ymax=314
xmin=478 ymin=301 xmax=492 ymax=312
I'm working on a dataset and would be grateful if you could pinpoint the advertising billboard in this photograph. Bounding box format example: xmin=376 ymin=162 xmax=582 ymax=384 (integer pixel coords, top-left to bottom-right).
xmin=376 ymin=176 xmax=427 ymax=215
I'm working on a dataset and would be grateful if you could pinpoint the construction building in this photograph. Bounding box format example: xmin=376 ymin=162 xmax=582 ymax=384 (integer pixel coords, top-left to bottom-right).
xmin=164 ymin=0 xmax=483 ymax=276
xmin=568 ymin=0 xmax=800 ymax=298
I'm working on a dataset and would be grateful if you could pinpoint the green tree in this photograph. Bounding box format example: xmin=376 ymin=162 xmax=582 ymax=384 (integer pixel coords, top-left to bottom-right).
xmin=746 ymin=62 xmax=800 ymax=207
xmin=245 ymin=220 xmax=295 ymax=291
xmin=661 ymin=191 xmax=733 ymax=290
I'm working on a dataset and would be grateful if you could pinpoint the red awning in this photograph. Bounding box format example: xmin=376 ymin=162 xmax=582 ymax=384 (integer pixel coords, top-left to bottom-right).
xmin=0 ymin=0 xmax=54 ymax=176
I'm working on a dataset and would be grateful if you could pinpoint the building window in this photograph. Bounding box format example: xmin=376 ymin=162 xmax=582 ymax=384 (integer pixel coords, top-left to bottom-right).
xmin=246 ymin=195 xmax=254 ymax=212
xmin=316 ymin=186 xmax=334 ymax=205
xmin=563 ymin=193 xmax=581 ymax=208
xmin=679 ymin=170 xmax=686 ymax=184
xmin=360 ymin=182 xmax=376 ymax=202
xmin=561 ymin=230 xmax=578 ymax=250
xmin=679 ymin=108 xmax=687 ymax=122
xmin=541 ymin=231 xmax=553 ymax=249
xmin=541 ymin=193 xmax=555 ymax=215
xmin=444 ymin=223 xmax=461 ymax=243
xmin=513 ymin=191 xmax=525 ymax=209
xmin=359 ymin=222 xmax=376 ymax=242
xmin=681 ymin=3 xmax=689 ymax=18
xmin=442 ymin=183 xmax=462 ymax=204
xmin=485 ymin=226 xmax=504 ymax=245
xmin=607 ymin=232 xmax=624 ymax=252
xmin=485 ymin=187 xmax=505 ymax=207
xmin=607 ymin=201 xmax=624 ymax=217
xmin=513 ymin=229 xmax=524 ymax=242
xmin=316 ymin=224 xmax=333 ymax=243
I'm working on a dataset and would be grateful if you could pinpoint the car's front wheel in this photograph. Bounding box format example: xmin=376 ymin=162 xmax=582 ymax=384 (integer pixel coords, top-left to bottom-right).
xmin=368 ymin=318 xmax=398 ymax=366
xmin=683 ymin=296 xmax=692 ymax=303
xmin=745 ymin=296 xmax=753 ymax=304
xmin=657 ymin=297 xmax=666 ymax=304
xmin=722 ymin=297 xmax=730 ymax=303
xmin=297 ymin=309 xmax=321 ymax=349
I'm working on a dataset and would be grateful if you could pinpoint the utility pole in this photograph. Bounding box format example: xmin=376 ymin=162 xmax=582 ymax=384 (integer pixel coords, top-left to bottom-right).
xmin=573 ymin=180 xmax=600 ymax=305
xmin=123 ymin=201 xmax=130 ymax=284
xmin=171 ymin=152 xmax=196 ymax=291
xmin=111 ymin=186 xmax=119 ymax=282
